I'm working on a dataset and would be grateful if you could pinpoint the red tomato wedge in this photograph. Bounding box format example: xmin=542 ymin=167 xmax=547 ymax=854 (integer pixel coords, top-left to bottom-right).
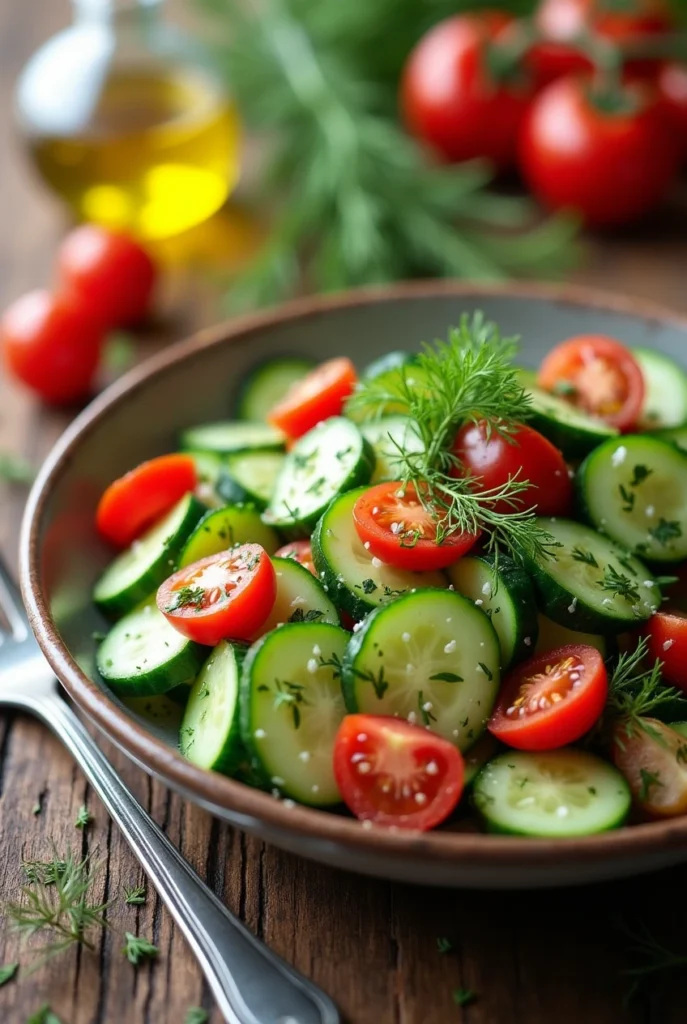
xmin=646 ymin=610 xmax=687 ymax=692
xmin=274 ymin=539 xmax=317 ymax=576
xmin=157 ymin=544 xmax=276 ymax=646
xmin=333 ymin=714 xmax=464 ymax=830
xmin=452 ymin=421 xmax=573 ymax=517
xmin=352 ymin=482 xmax=479 ymax=572
xmin=96 ymin=454 xmax=197 ymax=548
xmin=267 ymin=357 xmax=357 ymax=439
xmin=489 ymin=645 xmax=608 ymax=751
xmin=538 ymin=335 xmax=645 ymax=432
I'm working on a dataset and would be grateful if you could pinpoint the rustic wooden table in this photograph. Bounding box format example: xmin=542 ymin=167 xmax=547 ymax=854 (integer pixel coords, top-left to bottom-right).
xmin=3 ymin=3 xmax=687 ymax=1024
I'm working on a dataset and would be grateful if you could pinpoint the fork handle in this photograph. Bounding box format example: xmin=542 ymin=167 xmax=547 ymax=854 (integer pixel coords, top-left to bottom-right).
xmin=30 ymin=692 xmax=339 ymax=1024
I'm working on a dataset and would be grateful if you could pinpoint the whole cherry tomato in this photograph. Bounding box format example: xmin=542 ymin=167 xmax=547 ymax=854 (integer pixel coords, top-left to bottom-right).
xmin=452 ymin=421 xmax=573 ymax=517
xmin=658 ymin=63 xmax=687 ymax=160
xmin=519 ymin=76 xmax=679 ymax=228
xmin=57 ymin=225 xmax=157 ymax=327
xmin=1 ymin=289 xmax=104 ymax=405
xmin=401 ymin=13 xmax=531 ymax=172
xmin=528 ymin=0 xmax=674 ymax=87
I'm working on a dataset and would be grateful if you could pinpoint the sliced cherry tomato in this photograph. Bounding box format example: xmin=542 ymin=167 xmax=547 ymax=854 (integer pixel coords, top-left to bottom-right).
xmin=274 ymin=539 xmax=317 ymax=576
xmin=333 ymin=714 xmax=464 ymax=830
xmin=489 ymin=644 xmax=608 ymax=750
xmin=1 ymin=289 xmax=104 ymax=405
xmin=267 ymin=357 xmax=357 ymax=439
xmin=645 ymin=610 xmax=687 ymax=692
xmin=451 ymin=421 xmax=573 ymax=517
xmin=537 ymin=334 xmax=645 ymax=432
xmin=352 ymin=482 xmax=479 ymax=572
xmin=612 ymin=717 xmax=687 ymax=817
xmin=157 ymin=544 xmax=276 ymax=646
xmin=57 ymin=225 xmax=157 ymax=327
xmin=401 ymin=13 xmax=530 ymax=172
xmin=520 ymin=76 xmax=679 ymax=229
xmin=96 ymin=454 xmax=197 ymax=549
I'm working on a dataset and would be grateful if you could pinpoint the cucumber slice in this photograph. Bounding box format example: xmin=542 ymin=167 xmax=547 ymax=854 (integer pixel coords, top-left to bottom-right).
xmin=526 ymin=518 xmax=658 ymax=632
xmin=218 ymin=450 xmax=285 ymax=510
xmin=181 ymin=421 xmax=284 ymax=454
xmin=577 ymin=435 xmax=687 ymax=564
xmin=180 ymin=640 xmax=246 ymax=775
xmin=253 ymin=557 xmax=339 ymax=637
xmin=179 ymin=505 xmax=279 ymax=568
xmin=311 ymin=488 xmax=447 ymax=619
xmin=237 ymin=357 xmax=315 ymax=421
xmin=473 ymin=749 xmax=631 ymax=837
xmin=97 ymin=599 xmax=205 ymax=697
xmin=535 ymin=614 xmax=613 ymax=659
xmin=240 ymin=622 xmax=349 ymax=805
xmin=360 ymin=417 xmax=425 ymax=484
xmin=654 ymin=424 xmax=687 ymax=454
xmin=264 ymin=417 xmax=374 ymax=534
xmin=343 ymin=589 xmax=500 ymax=752
xmin=524 ymin=383 xmax=618 ymax=458
xmin=188 ymin=451 xmax=225 ymax=508
xmin=634 ymin=347 xmax=687 ymax=430
xmin=94 ymin=494 xmax=205 ymax=618
xmin=463 ymin=732 xmax=501 ymax=788
xmin=447 ymin=554 xmax=538 ymax=668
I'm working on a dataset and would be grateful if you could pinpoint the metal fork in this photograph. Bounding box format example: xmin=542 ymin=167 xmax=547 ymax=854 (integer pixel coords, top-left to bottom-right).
xmin=0 ymin=554 xmax=339 ymax=1024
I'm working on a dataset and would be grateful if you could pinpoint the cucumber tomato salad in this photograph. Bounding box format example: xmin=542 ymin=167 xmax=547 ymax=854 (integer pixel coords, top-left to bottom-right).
xmin=93 ymin=318 xmax=687 ymax=838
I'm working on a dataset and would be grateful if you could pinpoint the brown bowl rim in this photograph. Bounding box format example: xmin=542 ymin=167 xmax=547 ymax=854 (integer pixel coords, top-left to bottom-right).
xmin=19 ymin=279 xmax=687 ymax=870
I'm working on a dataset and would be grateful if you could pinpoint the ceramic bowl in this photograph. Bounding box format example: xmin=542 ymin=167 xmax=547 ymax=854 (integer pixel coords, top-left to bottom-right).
xmin=20 ymin=281 xmax=687 ymax=888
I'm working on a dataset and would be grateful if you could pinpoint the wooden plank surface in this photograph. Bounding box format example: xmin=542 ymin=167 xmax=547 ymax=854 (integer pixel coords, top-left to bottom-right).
xmin=2 ymin=3 xmax=687 ymax=1023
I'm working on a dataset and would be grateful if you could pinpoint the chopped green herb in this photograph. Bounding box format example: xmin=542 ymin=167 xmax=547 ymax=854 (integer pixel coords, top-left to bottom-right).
xmin=571 ymin=547 xmax=599 ymax=567
xmin=649 ymin=518 xmax=682 ymax=547
xmin=273 ymin=679 xmax=311 ymax=729
xmin=75 ymin=805 xmax=93 ymax=830
xmin=123 ymin=885 xmax=146 ymax=906
xmin=436 ymin=937 xmax=453 ymax=954
xmin=629 ymin=465 xmax=653 ymax=487
xmin=185 ymin=1010 xmax=209 ymax=1024
xmin=598 ymin=564 xmax=640 ymax=604
xmin=0 ymin=452 xmax=36 ymax=484
xmin=618 ymin=484 xmax=635 ymax=514
xmin=417 ymin=690 xmax=436 ymax=726
xmin=452 ymin=988 xmax=476 ymax=1007
xmin=26 ymin=1006 xmax=64 ymax=1024
xmin=91 ymin=631 xmax=107 ymax=642
xmin=123 ymin=932 xmax=159 ymax=966
xmin=638 ymin=767 xmax=663 ymax=803
xmin=32 ymin=800 xmax=42 ymax=817
xmin=167 ymin=586 xmax=205 ymax=612
xmin=288 ymin=607 xmax=324 ymax=623
xmin=477 ymin=662 xmax=493 ymax=681
xmin=361 ymin=578 xmax=378 ymax=594
xmin=429 ymin=672 xmax=463 ymax=683
xmin=0 ymin=963 xmax=18 ymax=987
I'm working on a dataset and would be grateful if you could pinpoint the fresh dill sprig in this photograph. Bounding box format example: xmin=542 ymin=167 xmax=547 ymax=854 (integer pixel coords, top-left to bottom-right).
xmin=621 ymin=921 xmax=687 ymax=1002
xmin=123 ymin=884 xmax=146 ymax=906
xmin=6 ymin=849 xmax=110 ymax=967
xmin=123 ymin=932 xmax=159 ymax=966
xmin=598 ymin=564 xmax=640 ymax=604
xmin=607 ymin=638 xmax=685 ymax=734
xmin=348 ymin=314 xmax=557 ymax=563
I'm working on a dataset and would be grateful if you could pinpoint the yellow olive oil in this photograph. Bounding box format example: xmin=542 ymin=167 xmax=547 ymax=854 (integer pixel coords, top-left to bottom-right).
xmin=22 ymin=67 xmax=240 ymax=241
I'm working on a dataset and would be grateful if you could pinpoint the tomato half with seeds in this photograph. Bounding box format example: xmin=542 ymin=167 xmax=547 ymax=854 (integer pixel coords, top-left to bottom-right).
xmin=489 ymin=644 xmax=608 ymax=750
xmin=267 ymin=357 xmax=357 ymax=439
xmin=645 ymin=610 xmax=687 ymax=692
xmin=352 ymin=482 xmax=479 ymax=572
xmin=452 ymin=421 xmax=573 ymax=517
xmin=274 ymin=539 xmax=317 ymax=576
xmin=612 ymin=717 xmax=687 ymax=818
xmin=538 ymin=335 xmax=645 ymax=432
xmin=96 ymin=453 xmax=197 ymax=548
xmin=333 ymin=714 xmax=464 ymax=830
xmin=157 ymin=544 xmax=277 ymax=645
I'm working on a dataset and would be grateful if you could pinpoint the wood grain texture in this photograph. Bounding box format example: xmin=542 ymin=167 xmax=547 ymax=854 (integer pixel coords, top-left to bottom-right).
xmin=2 ymin=2 xmax=687 ymax=1023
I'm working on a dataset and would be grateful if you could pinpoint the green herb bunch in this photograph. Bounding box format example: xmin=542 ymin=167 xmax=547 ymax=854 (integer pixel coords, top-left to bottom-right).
xmin=198 ymin=0 xmax=577 ymax=310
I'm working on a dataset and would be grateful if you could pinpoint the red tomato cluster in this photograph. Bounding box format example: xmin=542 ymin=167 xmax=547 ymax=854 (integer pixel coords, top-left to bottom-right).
xmin=401 ymin=1 xmax=684 ymax=229
xmin=1 ymin=225 xmax=157 ymax=404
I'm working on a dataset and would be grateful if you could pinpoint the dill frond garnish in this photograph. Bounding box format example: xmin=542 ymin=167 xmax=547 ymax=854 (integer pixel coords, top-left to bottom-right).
xmin=606 ymin=638 xmax=687 ymax=741
xmin=348 ymin=313 xmax=557 ymax=563
xmin=6 ymin=849 xmax=110 ymax=968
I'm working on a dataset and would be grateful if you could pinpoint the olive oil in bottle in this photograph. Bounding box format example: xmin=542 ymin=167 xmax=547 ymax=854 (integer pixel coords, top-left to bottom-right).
xmin=16 ymin=0 xmax=240 ymax=240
